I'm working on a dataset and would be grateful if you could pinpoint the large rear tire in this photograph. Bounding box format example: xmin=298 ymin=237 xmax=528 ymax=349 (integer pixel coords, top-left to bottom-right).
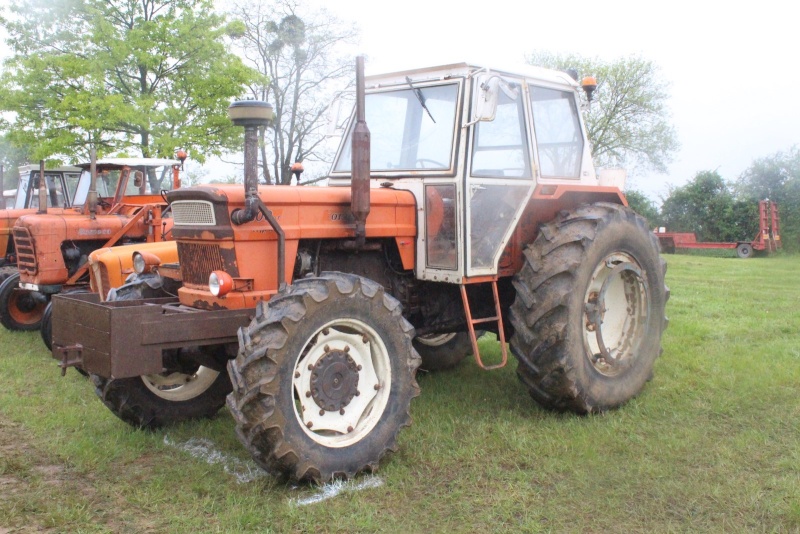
xmin=509 ymin=203 xmax=668 ymax=413
xmin=227 ymin=272 xmax=421 ymax=483
xmin=0 ymin=272 xmax=46 ymax=331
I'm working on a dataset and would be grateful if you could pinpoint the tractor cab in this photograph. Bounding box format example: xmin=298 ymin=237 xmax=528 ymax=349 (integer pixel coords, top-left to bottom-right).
xmin=330 ymin=62 xmax=599 ymax=282
xmin=12 ymin=165 xmax=83 ymax=210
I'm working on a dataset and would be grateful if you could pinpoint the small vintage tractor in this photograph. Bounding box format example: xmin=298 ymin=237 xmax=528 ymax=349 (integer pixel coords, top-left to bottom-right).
xmin=1 ymin=156 xmax=182 ymax=335
xmin=0 ymin=163 xmax=83 ymax=273
xmin=52 ymin=58 xmax=668 ymax=482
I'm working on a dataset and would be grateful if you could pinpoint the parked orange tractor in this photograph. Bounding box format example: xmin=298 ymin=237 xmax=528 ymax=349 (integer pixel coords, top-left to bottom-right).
xmin=52 ymin=58 xmax=668 ymax=482
xmin=0 ymin=156 xmax=183 ymax=340
xmin=0 ymin=164 xmax=83 ymax=275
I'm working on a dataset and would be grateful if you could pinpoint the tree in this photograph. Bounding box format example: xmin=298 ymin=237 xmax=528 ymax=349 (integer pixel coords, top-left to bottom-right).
xmin=624 ymin=189 xmax=661 ymax=227
xmin=527 ymin=52 xmax=679 ymax=174
xmin=661 ymin=170 xmax=756 ymax=242
xmin=229 ymin=0 xmax=357 ymax=184
xmin=0 ymin=0 xmax=257 ymax=164
xmin=735 ymin=146 xmax=800 ymax=251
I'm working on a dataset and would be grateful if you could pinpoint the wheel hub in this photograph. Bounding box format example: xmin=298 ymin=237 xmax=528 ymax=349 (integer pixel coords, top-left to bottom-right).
xmin=310 ymin=349 xmax=360 ymax=412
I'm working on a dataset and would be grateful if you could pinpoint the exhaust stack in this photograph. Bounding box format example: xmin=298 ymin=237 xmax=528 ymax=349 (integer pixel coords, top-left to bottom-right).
xmin=37 ymin=160 xmax=47 ymax=214
xmin=87 ymin=149 xmax=98 ymax=219
xmin=351 ymin=56 xmax=371 ymax=247
xmin=228 ymin=101 xmax=273 ymax=225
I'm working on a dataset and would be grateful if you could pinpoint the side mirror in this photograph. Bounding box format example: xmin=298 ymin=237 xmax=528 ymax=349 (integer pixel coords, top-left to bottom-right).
xmin=473 ymin=74 xmax=500 ymax=122
xmin=133 ymin=171 xmax=144 ymax=189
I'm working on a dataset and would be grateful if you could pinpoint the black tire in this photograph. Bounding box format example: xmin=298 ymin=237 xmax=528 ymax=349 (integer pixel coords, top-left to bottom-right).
xmin=736 ymin=243 xmax=753 ymax=259
xmin=508 ymin=203 xmax=669 ymax=413
xmin=0 ymin=265 xmax=18 ymax=284
xmin=0 ymin=272 xmax=47 ymax=331
xmin=91 ymin=368 xmax=233 ymax=429
xmin=90 ymin=291 xmax=231 ymax=428
xmin=414 ymin=332 xmax=474 ymax=371
xmin=41 ymin=301 xmax=53 ymax=351
xmin=227 ymin=272 xmax=421 ymax=483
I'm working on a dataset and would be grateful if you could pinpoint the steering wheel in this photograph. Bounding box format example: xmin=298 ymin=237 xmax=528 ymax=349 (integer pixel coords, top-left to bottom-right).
xmin=415 ymin=159 xmax=447 ymax=169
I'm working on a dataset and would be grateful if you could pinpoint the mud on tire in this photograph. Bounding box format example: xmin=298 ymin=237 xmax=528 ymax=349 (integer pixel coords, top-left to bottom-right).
xmin=508 ymin=203 xmax=669 ymax=413
xmin=227 ymin=272 xmax=421 ymax=483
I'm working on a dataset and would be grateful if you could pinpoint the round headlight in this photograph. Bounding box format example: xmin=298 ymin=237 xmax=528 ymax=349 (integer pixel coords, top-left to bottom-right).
xmin=209 ymin=270 xmax=233 ymax=297
xmin=132 ymin=252 xmax=146 ymax=274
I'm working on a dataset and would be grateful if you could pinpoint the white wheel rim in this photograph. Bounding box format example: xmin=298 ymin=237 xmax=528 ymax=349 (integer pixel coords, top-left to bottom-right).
xmin=583 ymin=253 xmax=648 ymax=376
xmin=140 ymin=366 xmax=220 ymax=401
xmin=293 ymin=318 xmax=391 ymax=448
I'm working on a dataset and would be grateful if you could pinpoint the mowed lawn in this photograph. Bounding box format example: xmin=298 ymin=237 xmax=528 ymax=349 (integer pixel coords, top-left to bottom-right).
xmin=0 ymin=254 xmax=798 ymax=533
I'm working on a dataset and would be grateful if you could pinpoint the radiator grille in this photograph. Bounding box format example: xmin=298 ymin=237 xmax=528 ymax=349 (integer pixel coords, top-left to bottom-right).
xmin=171 ymin=200 xmax=216 ymax=226
xmin=177 ymin=242 xmax=225 ymax=285
xmin=12 ymin=227 xmax=36 ymax=275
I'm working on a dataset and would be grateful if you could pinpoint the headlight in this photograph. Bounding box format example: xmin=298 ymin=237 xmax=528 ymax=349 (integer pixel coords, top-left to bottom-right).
xmin=209 ymin=270 xmax=234 ymax=297
xmin=132 ymin=251 xmax=161 ymax=275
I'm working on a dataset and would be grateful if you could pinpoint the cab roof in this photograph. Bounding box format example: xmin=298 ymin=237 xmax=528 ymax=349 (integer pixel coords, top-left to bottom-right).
xmin=76 ymin=158 xmax=179 ymax=170
xmin=366 ymin=61 xmax=579 ymax=89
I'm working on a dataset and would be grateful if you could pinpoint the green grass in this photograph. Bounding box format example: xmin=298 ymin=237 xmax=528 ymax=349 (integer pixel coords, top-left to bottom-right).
xmin=1 ymin=254 xmax=799 ymax=532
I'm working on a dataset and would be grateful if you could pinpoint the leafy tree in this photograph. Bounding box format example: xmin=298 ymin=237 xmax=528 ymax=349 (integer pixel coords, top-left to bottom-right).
xmin=527 ymin=52 xmax=679 ymax=174
xmin=624 ymin=189 xmax=661 ymax=227
xmin=735 ymin=146 xmax=800 ymax=251
xmin=229 ymin=0 xmax=357 ymax=184
xmin=661 ymin=170 xmax=756 ymax=242
xmin=0 ymin=0 xmax=257 ymax=164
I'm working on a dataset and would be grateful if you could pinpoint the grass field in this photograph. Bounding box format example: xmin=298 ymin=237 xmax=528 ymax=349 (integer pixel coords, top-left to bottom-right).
xmin=1 ymin=254 xmax=798 ymax=533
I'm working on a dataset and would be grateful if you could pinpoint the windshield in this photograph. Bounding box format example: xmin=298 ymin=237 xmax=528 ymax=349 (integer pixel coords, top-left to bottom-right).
xmin=335 ymin=82 xmax=459 ymax=172
xmin=73 ymin=165 xmax=174 ymax=206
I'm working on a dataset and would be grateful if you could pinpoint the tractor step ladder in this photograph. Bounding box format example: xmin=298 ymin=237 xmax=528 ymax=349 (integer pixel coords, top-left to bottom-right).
xmin=459 ymin=280 xmax=507 ymax=370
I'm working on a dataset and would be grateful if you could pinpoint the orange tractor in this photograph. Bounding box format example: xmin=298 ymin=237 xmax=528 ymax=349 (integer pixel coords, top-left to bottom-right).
xmin=0 ymin=164 xmax=83 ymax=275
xmin=0 ymin=157 xmax=183 ymax=338
xmin=52 ymin=58 xmax=668 ymax=482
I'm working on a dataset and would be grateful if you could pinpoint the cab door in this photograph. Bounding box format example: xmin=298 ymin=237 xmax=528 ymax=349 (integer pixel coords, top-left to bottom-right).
xmin=464 ymin=74 xmax=536 ymax=277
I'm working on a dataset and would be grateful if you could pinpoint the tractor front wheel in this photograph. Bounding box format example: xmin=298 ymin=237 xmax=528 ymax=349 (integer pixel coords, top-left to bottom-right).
xmin=227 ymin=272 xmax=420 ymax=482
xmin=0 ymin=272 xmax=47 ymax=331
xmin=509 ymin=203 xmax=668 ymax=413
xmin=92 ymin=363 xmax=232 ymax=429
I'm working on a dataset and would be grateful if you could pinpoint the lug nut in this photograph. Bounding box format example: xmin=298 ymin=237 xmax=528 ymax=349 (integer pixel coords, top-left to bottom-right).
xmin=374 ymin=384 xmax=380 ymax=390
xmin=319 ymin=409 xmax=325 ymax=416
xmin=305 ymin=391 xmax=312 ymax=398
xmin=295 ymin=372 xmax=301 ymax=378
xmin=306 ymin=421 xmax=313 ymax=428
xmin=322 ymin=328 xmax=329 ymax=335
xmin=347 ymin=426 xmax=353 ymax=433
xmin=344 ymin=345 xmax=350 ymax=353
xmin=324 ymin=345 xmax=330 ymax=353
xmin=340 ymin=408 xmax=345 ymax=415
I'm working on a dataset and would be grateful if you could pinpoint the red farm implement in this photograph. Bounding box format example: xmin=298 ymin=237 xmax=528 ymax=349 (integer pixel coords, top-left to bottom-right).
xmin=655 ymin=200 xmax=781 ymax=259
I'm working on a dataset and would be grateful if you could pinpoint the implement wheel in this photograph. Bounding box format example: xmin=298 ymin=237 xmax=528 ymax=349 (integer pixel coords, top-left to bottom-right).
xmin=0 ymin=272 xmax=46 ymax=331
xmin=736 ymin=243 xmax=753 ymax=259
xmin=227 ymin=272 xmax=420 ymax=483
xmin=509 ymin=203 xmax=669 ymax=413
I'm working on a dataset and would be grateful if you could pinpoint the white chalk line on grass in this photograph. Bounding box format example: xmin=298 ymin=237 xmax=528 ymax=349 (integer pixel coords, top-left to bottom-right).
xmin=163 ymin=435 xmax=268 ymax=484
xmin=292 ymin=476 xmax=384 ymax=507
xmin=162 ymin=435 xmax=385 ymax=503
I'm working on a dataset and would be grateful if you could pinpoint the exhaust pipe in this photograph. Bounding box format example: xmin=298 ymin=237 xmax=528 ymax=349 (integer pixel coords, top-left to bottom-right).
xmin=351 ymin=56 xmax=371 ymax=248
xmin=87 ymin=148 xmax=98 ymax=219
xmin=37 ymin=160 xmax=47 ymax=214
xmin=228 ymin=101 xmax=273 ymax=225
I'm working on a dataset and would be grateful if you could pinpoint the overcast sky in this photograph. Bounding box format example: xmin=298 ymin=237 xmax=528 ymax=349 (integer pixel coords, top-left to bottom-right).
xmin=307 ymin=0 xmax=799 ymax=202
xmin=1 ymin=1 xmax=797 ymax=202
